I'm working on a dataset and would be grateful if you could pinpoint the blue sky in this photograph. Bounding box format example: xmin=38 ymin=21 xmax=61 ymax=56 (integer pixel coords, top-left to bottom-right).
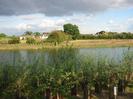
xmin=0 ymin=0 xmax=133 ymax=35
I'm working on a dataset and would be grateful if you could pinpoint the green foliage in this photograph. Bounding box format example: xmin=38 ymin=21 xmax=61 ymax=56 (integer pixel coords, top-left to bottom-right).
xmin=8 ymin=37 xmax=20 ymax=44
xmin=34 ymin=32 xmax=41 ymax=36
xmin=26 ymin=38 xmax=36 ymax=44
xmin=0 ymin=38 xmax=9 ymax=44
xmin=47 ymin=30 xmax=68 ymax=45
xmin=78 ymin=32 xmax=133 ymax=39
xmin=25 ymin=31 xmax=33 ymax=35
xmin=78 ymin=34 xmax=96 ymax=39
xmin=96 ymin=31 xmax=106 ymax=35
xmin=0 ymin=48 xmax=133 ymax=99
xmin=63 ymin=23 xmax=80 ymax=40
xmin=0 ymin=33 xmax=7 ymax=38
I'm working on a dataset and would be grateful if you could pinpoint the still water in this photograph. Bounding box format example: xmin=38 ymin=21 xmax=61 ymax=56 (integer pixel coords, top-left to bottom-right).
xmin=0 ymin=47 xmax=132 ymax=65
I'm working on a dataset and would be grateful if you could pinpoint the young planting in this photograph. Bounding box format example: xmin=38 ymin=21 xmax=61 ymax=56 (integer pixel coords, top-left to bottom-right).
xmin=0 ymin=48 xmax=133 ymax=99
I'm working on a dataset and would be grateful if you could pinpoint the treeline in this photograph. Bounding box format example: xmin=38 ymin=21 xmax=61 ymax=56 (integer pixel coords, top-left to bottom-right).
xmin=0 ymin=48 xmax=133 ymax=99
xmin=0 ymin=23 xmax=133 ymax=45
xmin=78 ymin=32 xmax=133 ymax=39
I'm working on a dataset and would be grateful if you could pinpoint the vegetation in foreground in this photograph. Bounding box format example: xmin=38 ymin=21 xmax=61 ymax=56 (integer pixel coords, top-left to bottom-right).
xmin=0 ymin=48 xmax=133 ymax=99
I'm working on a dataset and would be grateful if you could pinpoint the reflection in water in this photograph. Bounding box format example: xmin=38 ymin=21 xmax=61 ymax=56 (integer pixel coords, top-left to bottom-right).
xmin=0 ymin=47 xmax=133 ymax=99
xmin=0 ymin=47 xmax=132 ymax=65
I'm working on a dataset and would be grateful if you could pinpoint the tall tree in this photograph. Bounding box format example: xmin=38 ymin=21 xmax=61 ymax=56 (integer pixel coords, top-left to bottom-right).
xmin=63 ymin=23 xmax=80 ymax=40
xmin=34 ymin=32 xmax=40 ymax=36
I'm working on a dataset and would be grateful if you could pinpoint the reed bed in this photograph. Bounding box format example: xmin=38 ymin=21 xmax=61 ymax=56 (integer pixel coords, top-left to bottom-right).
xmin=0 ymin=48 xmax=133 ymax=99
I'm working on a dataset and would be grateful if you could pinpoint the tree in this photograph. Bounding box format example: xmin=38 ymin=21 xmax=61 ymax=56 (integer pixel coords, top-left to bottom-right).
xmin=26 ymin=38 xmax=36 ymax=44
xmin=8 ymin=37 xmax=20 ymax=44
xmin=63 ymin=23 xmax=80 ymax=40
xmin=34 ymin=32 xmax=41 ymax=37
xmin=96 ymin=31 xmax=106 ymax=35
xmin=25 ymin=31 xmax=33 ymax=35
xmin=79 ymin=57 xmax=96 ymax=99
xmin=0 ymin=33 xmax=7 ymax=38
xmin=47 ymin=30 xmax=68 ymax=45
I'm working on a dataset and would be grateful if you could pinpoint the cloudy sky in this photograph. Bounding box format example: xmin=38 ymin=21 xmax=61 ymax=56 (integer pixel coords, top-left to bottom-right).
xmin=0 ymin=0 xmax=133 ymax=35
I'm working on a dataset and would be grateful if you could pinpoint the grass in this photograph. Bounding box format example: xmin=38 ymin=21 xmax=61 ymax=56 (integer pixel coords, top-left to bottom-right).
xmin=69 ymin=39 xmax=133 ymax=48
xmin=0 ymin=37 xmax=11 ymax=44
xmin=0 ymin=39 xmax=133 ymax=50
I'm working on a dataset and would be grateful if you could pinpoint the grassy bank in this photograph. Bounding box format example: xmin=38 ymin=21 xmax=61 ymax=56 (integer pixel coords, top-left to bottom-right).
xmin=69 ymin=39 xmax=133 ymax=48
xmin=0 ymin=39 xmax=133 ymax=50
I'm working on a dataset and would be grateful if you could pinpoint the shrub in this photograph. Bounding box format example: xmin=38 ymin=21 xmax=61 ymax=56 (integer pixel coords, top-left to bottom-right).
xmin=26 ymin=38 xmax=36 ymax=44
xmin=0 ymin=33 xmax=6 ymax=38
xmin=8 ymin=37 xmax=20 ymax=44
xmin=0 ymin=39 xmax=8 ymax=44
xmin=47 ymin=30 xmax=68 ymax=45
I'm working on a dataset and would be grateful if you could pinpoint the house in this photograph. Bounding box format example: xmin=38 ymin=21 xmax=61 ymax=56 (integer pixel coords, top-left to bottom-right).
xmin=19 ymin=32 xmax=49 ymax=41
xmin=19 ymin=36 xmax=26 ymax=40
xmin=19 ymin=35 xmax=35 ymax=40
xmin=40 ymin=32 xmax=49 ymax=40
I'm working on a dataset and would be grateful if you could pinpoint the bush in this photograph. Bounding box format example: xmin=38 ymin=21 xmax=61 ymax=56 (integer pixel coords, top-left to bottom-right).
xmin=26 ymin=38 xmax=36 ymax=44
xmin=47 ymin=30 xmax=69 ymax=45
xmin=0 ymin=39 xmax=8 ymax=44
xmin=8 ymin=37 xmax=20 ymax=44
xmin=0 ymin=33 xmax=6 ymax=38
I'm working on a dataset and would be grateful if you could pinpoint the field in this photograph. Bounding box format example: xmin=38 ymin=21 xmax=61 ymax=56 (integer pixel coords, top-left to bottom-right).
xmin=0 ymin=39 xmax=133 ymax=50
xmin=69 ymin=39 xmax=133 ymax=48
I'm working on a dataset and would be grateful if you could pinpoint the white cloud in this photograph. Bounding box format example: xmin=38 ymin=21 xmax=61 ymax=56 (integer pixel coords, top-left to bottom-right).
xmin=39 ymin=20 xmax=55 ymax=28
xmin=0 ymin=12 xmax=132 ymax=35
xmin=109 ymin=20 xmax=114 ymax=24
xmin=16 ymin=23 xmax=32 ymax=30
xmin=38 ymin=19 xmax=66 ymax=30
xmin=18 ymin=14 xmax=44 ymax=20
xmin=128 ymin=18 xmax=133 ymax=24
xmin=106 ymin=17 xmax=133 ymax=32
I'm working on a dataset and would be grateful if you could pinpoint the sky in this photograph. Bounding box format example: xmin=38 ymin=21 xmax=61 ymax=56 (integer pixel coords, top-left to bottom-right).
xmin=0 ymin=0 xmax=133 ymax=35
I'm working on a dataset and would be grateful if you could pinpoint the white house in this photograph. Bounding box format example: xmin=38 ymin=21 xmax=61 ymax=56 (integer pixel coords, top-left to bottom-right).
xmin=19 ymin=35 xmax=35 ymax=40
xmin=19 ymin=32 xmax=49 ymax=40
xmin=19 ymin=36 xmax=26 ymax=40
xmin=40 ymin=32 xmax=49 ymax=40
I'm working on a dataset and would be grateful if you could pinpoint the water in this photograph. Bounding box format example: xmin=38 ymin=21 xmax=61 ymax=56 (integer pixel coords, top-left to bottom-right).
xmin=0 ymin=47 xmax=133 ymax=99
xmin=0 ymin=47 xmax=132 ymax=65
xmin=79 ymin=47 xmax=132 ymax=60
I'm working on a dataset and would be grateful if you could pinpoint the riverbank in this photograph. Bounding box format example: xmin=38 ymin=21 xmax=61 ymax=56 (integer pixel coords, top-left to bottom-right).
xmin=0 ymin=39 xmax=133 ymax=50
xmin=70 ymin=39 xmax=133 ymax=48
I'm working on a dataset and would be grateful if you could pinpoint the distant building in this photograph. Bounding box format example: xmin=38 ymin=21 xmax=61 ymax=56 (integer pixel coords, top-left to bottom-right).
xmin=19 ymin=32 xmax=49 ymax=40
xmin=40 ymin=32 xmax=49 ymax=40
xmin=19 ymin=36 xmax=26 ymax=40
xmin=19 ymin=35 xmax=35 ymax=40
